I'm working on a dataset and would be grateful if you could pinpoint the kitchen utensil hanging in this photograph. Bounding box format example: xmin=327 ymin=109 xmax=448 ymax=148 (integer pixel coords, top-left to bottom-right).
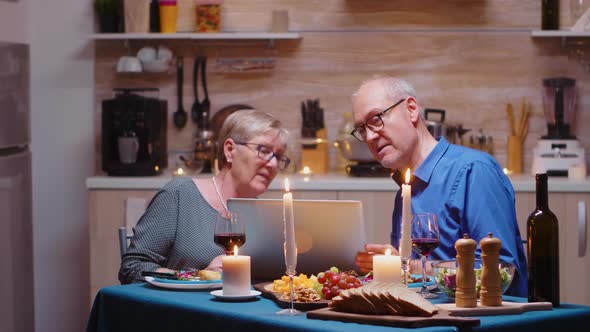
xmin=190 ymin=56 xmax=211 ymax=130
xmin=200 ymin=56 xmax=211 ymax=129
xmin=191 ymin=56 xmax=201 ymax=125
xmin=173 ymin=56 xmax=187 ymax=129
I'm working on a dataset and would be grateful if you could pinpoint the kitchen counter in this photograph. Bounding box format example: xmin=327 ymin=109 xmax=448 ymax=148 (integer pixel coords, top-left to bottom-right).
xmin=86 ymin=172 xmax=590 ymax=192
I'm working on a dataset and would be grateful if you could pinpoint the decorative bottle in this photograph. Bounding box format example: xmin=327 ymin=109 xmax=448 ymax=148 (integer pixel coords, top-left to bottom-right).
xmin=527 ymin=173 xmax=560 ymax=307
xmin=542 ymin=0 xmax=560 ymax=30
xmin=455 ymin=234 xmax=477 ymax=308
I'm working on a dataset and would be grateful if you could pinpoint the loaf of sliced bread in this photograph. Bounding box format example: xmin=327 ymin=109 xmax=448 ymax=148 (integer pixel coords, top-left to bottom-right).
xmin=329 ymin=282 xmax=438 ymax=316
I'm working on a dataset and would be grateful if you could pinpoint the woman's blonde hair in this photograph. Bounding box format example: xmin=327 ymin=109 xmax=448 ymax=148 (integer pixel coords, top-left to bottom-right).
xmin=216 ymin=109 xmax=289 ymax=169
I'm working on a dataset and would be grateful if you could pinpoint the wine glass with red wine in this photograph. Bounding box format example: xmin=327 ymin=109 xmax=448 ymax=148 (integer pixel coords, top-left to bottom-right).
xmin=411 ymin=212 xmax=440 ymax=298
xmin=214 ymin=211 xmax=245 ymax=255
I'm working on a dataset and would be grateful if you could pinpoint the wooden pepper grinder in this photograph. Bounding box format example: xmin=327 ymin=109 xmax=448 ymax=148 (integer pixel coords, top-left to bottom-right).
xmin=455 ymin=233 xmax=477 ymax=307
xmin=480 ymin=232 xmax=503 ymax=306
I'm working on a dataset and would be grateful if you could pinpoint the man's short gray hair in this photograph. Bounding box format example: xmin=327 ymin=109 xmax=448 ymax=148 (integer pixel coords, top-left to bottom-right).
xmin=352 ymin=76 xmax=423 ymax=117
xmin=352 ymin=76 xmax=417 ymax=101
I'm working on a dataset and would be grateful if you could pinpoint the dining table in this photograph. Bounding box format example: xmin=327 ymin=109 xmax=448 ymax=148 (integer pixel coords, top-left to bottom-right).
xmin=87 ymin=283 xmax=590 ymax=332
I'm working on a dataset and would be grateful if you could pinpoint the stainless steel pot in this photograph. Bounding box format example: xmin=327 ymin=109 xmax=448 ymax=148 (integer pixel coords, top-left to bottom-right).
xmin=424 ymin=108 xmax=446 ymax=138
xmin=334 ymin=138 xmax=376 ymax=162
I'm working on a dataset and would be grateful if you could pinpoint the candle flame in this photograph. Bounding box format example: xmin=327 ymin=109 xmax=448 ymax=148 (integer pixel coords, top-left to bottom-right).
xmin=284 ymin=178 xmax=290 ymax=192
xmin=405 ymin=168 xmax=411 ymax=184
xmin=302 ymin=166 xmax=311 ymax=175
xmin=385 ymin=248 xmax=392 ymax=256
xmin=233 ymin=245 xmax=239 ymax=256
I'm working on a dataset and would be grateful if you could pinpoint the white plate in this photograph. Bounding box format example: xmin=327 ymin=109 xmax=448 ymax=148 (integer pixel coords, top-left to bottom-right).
xmin=145 ymin=276 xmax=222 ymax=290
xmin=210 ymin=289 xmax=261 ymax=301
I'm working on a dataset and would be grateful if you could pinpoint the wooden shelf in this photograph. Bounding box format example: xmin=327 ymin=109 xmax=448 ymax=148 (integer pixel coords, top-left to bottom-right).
xmin=91 ymin=32 xmax=301 ymax=40
xmin=531 ymin=30 xmax=590 ymax=37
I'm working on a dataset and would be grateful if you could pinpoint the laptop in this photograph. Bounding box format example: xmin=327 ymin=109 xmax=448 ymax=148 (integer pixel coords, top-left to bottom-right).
xmin=227 ymin=198 xmax=367 ymax=280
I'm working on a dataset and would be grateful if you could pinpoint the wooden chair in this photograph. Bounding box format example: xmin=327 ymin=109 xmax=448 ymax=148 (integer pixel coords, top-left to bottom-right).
xmin=118 ymin=227 xmax=133 ymax=258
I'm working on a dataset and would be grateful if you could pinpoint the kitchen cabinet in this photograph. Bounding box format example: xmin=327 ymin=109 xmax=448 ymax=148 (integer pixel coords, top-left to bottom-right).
xmin=515 ymin=192 xmax=590 ymax=305
xmin=89 ymin=189 xmax=157 ymax=305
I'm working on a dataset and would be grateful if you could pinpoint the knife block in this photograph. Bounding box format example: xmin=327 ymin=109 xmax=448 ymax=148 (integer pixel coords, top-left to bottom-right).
xmin=301 ymin=129 xmax=329 ymax=174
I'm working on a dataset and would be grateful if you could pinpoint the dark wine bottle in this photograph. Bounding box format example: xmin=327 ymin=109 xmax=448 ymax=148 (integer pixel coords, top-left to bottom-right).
xmin=527 ymin=173 xmax=560 ymax=307
xmin=541 ymin=0 xmax=559 ymax=30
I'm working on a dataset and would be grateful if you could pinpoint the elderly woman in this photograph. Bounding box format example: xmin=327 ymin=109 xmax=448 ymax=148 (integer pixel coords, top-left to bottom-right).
xmin=119 ymin=109 xmax=290 ymax=284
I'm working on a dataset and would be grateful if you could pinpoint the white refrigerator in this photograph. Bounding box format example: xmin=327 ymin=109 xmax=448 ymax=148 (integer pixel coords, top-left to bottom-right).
xmin=0 ymin=41 xmax=34 ymax=332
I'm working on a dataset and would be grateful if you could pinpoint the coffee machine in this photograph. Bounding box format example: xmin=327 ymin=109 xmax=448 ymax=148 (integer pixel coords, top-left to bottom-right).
xmin=532 ymin=77 xmax=586 ymax=177
xmin=102 ymin=88 xmax=168 ymax=176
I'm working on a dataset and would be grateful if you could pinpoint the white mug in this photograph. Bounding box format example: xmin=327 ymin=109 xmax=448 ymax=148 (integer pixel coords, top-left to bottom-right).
xmin=118 ymin=136 xmax=140 ymax=164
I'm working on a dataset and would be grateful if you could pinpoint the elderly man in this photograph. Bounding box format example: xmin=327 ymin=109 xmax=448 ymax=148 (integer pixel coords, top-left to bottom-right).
xmin=352 ymin=76 xmax=527 ymax=297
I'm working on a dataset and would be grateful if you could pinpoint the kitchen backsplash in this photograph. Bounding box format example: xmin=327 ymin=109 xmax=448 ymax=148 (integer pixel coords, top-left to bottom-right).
xmin=94 ymin=0 xmax=589 ymax=175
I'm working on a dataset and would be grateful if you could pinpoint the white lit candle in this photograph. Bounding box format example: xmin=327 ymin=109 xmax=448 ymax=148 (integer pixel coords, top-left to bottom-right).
xmin=222 ymin=245 xmax=251 ymax=295
xmin=400 ymin=168 xmax=412 ymax=260
xmin=283 ymin=178 xmax=297 ymax=275
xmin=373 ymin=249 xmax=402 ymax=283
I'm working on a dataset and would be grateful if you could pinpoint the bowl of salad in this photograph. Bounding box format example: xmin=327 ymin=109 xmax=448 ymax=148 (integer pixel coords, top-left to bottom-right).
xmin=431 ymin=259 xmax=515 ymax=298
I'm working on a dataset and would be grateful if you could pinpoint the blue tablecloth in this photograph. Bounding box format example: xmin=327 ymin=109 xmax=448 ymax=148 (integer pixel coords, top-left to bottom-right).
xmin=87 ymin=283 xmax=590 ymax=332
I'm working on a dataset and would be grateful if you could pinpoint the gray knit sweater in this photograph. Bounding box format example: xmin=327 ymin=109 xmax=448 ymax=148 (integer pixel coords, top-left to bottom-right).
xmin=119 ymin=177 xmax=224 ymax=284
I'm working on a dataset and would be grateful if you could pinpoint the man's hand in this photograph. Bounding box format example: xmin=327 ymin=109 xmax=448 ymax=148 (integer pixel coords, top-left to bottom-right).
xmin=355 ymin=243 xmax=397 ymax=275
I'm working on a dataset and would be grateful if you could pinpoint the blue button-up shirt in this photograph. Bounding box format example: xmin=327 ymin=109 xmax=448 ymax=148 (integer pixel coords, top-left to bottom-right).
xmin=391 ymin=137 xmax=528 ymax=297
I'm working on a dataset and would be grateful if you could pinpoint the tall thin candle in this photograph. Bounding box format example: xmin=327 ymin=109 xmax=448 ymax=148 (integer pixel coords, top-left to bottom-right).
xmin=400 ymin=169 xmax=412 ymax=260
xmin=283 ymin=178 xmax=297 ymax=275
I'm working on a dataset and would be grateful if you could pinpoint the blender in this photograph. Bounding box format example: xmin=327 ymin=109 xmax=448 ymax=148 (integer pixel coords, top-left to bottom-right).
xmin=532 ymin=77 xmax=586 ymax=177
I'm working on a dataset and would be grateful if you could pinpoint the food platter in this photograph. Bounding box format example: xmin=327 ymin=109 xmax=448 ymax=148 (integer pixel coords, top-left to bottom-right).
xmin=254 ymin=274 xmax=437 ymax=311
xmin=253 ymin=283 xmax=330 ymax=311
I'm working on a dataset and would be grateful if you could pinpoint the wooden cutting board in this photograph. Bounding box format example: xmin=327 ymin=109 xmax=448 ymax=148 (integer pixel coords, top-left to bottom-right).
xmin=437 ymin=301 xmax=553 ymax=316
xmin=306 ymin=307 xmax=480 ymax=328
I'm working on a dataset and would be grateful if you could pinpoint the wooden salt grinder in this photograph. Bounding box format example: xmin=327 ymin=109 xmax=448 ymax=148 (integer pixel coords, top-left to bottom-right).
xmin=480 ymin=232 xmax=502 ymax=306
xmin=455 ymin=233 xmax=477 ymax=307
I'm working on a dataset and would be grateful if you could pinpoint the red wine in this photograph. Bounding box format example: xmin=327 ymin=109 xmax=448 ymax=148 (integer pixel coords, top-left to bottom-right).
xmin=214 ymin=233 xmax=246 ymax=252
xmin=527 ymin=173 xmax=559 ymax=307
xmin=412 ymin=238 xmax=439 ymax=257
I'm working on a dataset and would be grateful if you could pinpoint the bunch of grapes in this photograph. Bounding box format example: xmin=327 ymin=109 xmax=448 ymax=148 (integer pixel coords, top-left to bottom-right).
xmin=316 ymin=267 xmax=363 ymax=300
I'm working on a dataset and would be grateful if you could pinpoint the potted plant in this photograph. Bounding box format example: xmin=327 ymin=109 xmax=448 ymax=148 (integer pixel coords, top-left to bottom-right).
xmin=94 ymin=0 xmax=122 ymax=33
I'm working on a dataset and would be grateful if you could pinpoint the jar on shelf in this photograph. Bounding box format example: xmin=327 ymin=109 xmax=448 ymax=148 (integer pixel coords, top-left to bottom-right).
xmin=195 ymin=0 xmax=223 ymax=32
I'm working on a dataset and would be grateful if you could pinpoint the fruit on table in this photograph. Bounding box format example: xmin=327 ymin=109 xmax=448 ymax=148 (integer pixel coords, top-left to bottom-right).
xmin=272 ymin=274 xmax=317 ymax=295
xmin=317 ymin=266 xmax=363 ymax=300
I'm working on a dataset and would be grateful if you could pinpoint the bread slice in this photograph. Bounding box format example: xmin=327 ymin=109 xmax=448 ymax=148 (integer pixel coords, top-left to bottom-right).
xmin=387 ymin=284 xmax=438 ymax=316
xmin=328 ymin=282 xmax=438 ymax=317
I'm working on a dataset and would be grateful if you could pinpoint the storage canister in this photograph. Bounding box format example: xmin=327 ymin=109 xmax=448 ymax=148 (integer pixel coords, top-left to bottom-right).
xmin=159 ymin=0 xmax=178 ymax=33
xmin=124 ymin=0 xmax=150 ymax=33
xmin=176 ymin=0 xmax=196 ymax=32
xmin=195 ymin=0 xmax=223 ymax=32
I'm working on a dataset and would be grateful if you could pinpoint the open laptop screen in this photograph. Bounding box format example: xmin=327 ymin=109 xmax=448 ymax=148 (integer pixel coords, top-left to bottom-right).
xmin=227 ymin=198 xmax=366 ymax=281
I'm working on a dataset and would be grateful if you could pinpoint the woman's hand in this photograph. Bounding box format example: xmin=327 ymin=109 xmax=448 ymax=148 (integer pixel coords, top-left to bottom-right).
xmin=155 ymin=267 xmax=176 ymax=274
xmin=355 ymin=243 xmax=397 ymax=275
xmin=204 ymin=255 xmax=224 ymax=272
